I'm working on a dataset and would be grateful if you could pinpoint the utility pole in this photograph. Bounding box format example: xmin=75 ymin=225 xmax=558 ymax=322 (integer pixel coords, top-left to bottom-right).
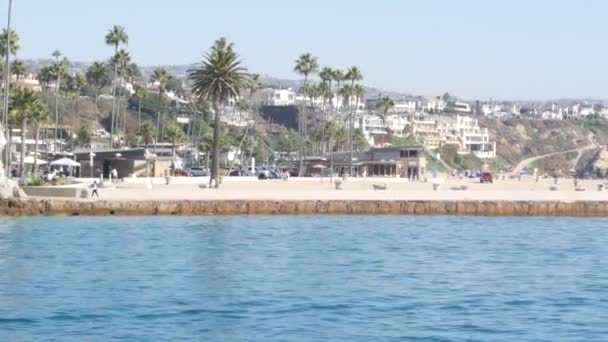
xmin=2 ymin=0 xmax=13 ymax=176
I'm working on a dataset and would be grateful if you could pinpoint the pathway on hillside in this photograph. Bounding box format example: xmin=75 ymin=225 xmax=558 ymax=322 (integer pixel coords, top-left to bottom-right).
xmin=510 ymin=133 xmax=597 ymax=175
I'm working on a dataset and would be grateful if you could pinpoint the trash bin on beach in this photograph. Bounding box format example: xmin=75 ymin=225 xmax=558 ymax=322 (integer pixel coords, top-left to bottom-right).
xmin=335 ymin=179 xmax=343 ymax=190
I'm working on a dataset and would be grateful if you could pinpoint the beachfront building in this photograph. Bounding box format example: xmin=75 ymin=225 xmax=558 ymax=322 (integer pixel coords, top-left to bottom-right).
xmin=328 ymin=146 xmax=427 ymax=179
xmin=74 ymin=148 xmax=173 ymax=179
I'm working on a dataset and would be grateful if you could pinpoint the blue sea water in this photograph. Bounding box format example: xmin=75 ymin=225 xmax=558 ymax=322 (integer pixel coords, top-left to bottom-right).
xmin=0 ymin=216 xmax=607 ymax=341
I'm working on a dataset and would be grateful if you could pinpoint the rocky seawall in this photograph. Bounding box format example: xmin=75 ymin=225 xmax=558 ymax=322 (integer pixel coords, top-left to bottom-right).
xmin=1 ymin=199 xmax=608 ymax=216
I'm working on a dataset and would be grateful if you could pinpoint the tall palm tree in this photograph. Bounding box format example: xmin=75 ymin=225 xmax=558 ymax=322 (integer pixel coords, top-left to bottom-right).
xmin=136 ymin=120 xmax=156 ymax=176
xmin=353 ymin=84 xmax=366 ymax=150
xmin=31 ymin=100 xmax=48 ymax=174
xmin=188 ymin=37 xmax=250 ymax=188
xmin=133 ymin=85 xmax=147 ymax=129
xmin=8 ymin=86 xmax=44 ymax=177
xmin=105 ymin=25 xmax=129 ymax=146
xmin=51 ymin=54 xmax=67 ymax=149
xmin=10 ymin=59 xmax=26 ymax=82
xmin=150 ymin=67 xmax=171 ymax=150
xmin=85 ymin=61 xmax=109 ymax=117
xmin=110 ymin=49 xmax=131 ymax=136
xmin=345 ymin=66 xmax=363 ymax=176
xmin=293 ymin=53 xmax=319 ymax=176
xmin=319 ymin=67 xmax=333 ymax=109
xmin=328 ymin=69 xmax=345 ymax=182
xmin=0 ymin=28 xmax=18 ymax=59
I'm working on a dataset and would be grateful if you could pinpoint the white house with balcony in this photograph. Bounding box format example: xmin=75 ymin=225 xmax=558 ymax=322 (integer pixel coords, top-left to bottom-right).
xmin=258 ymin=88 xmax=296 ymax=106
xmin=355 ymin=114 xmax=389 ymax=146
xmin=453 ymin=115 xmax=496 ymax=159
xmin=385 ymin=114 xmax=410 ymax=136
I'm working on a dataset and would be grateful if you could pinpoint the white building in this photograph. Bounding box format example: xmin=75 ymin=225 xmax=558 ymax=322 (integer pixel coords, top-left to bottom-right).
xmin=385 ymin=114 xmax=410 ymax=135
xmin=258 ymin=88 xmax=296 ymax=106
xmin=426 ymin=97 xmax=447 ymax=113
xmin=452 ymin=115 xmax=496 ymax=159
xmin=355 ymin=114 xmax=389 ymax=146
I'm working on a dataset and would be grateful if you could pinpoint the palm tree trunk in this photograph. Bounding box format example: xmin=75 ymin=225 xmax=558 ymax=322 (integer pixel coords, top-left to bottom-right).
xmin=211 ymin=102 xmax=221 ymax=188
xmin=19 ymin=118 xmax=27 ymax=178
xmin=94 ymin=88 xmax=100 ymax=115
xmin=33 ymin=125 xmax=39 ymax=175
xmin=55 ymin=74 xmax=61 ymax=152
xmin=154 ymin=89 xmax=162 ymax=153
xmin=298 ymin=75 xmax=308 ymax=176
xmin=109 ymin=45 xmax=118 ymax=147
xmin=138 ymin=100 xmax=142 ymax=129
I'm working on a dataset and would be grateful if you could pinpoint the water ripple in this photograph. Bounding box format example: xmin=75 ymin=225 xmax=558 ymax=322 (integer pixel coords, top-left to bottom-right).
xmin=0 ymin=216 xmax=606 ymax=341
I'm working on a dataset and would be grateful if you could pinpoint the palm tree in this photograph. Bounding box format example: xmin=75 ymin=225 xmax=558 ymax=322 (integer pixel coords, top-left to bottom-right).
xmin=293 ymin=53 xmax=319 ymax=176
xmin=36 ymin=65 xmax=54 ymax=106
xmin=85 ymin=61 xmax=109 ymax=116
xmin=133 ymin=85 xmax=147 ymax=129
xmin=150 ymin=67 xmax=171 ymax=150
xmin=51 ymin=54 xmax=67 ymax=148
xmin=353 ymin=84 xmax=366 ymax=150
xmin=8 ymin=86 xmax=44 ymax=177
xmin=164 ymin=124 xmax=185 ymax=158
xmin=328 ymin=69 xmax=345 ymax=182
xmin=105 ymin=25 xmax=129 ymax=146
xmin=345 ymin=66 xmax=363 ymax=176
xmin=319 ymin=67 xmax=333 ymax=108
xmin=377 ymin=96 xmax=395 ymax=120
xmin=10 ymin=59 xmax=26 ymax=82
xmin=0 ymin=28 xmax=18 ymax=58
xmin=188 ymin=37 xmax=250 ymax=188
xmin=247 ymin=73 xmax=262 ymax=99
xmin=110 ymin=49 xmax=131 ymax=136
xmin=137 ymin=121 xmax=156 ymax=151
xmin=31 ymin=102 xmax=48 ymax=174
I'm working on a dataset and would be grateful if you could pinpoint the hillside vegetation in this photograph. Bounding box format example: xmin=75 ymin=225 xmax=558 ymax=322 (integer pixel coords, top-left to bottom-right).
xmin=480 ymin=117 xmax=591 ymax=172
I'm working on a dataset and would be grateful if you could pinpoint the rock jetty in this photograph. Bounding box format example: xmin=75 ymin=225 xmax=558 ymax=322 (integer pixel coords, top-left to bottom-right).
xmin=1 ymin=199 xmax=608 ymax=216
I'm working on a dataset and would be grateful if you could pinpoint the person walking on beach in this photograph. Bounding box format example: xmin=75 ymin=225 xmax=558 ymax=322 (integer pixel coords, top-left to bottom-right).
xmin=91 ymin=181 xmax=99 ymax=198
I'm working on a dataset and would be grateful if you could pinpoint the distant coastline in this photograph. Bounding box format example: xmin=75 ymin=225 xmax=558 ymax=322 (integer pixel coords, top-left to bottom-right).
xmin=2 ymin=198 xmax=608 ymax=217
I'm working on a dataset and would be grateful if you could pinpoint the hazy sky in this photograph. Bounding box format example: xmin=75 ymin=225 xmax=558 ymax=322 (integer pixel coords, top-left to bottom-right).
xmin=2 ymin=0 xmax=607 ymax=100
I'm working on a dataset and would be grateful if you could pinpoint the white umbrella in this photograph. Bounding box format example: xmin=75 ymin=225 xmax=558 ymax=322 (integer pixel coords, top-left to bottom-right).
xmin=50 ymin=158 xmax=81 ymax=167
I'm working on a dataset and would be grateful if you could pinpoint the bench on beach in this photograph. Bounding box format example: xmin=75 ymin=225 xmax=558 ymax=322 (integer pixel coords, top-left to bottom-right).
xmin=372 ymin=183 xmax=387 ymax=190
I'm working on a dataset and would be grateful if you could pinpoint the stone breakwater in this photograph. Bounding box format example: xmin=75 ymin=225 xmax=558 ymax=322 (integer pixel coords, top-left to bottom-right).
xmin=1 ymin=199 xmax=608 ymax=216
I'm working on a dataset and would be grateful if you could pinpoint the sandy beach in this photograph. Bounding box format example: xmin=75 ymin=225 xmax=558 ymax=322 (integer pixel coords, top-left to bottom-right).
xmin=76 ymin=176 xmax=608 ymax=202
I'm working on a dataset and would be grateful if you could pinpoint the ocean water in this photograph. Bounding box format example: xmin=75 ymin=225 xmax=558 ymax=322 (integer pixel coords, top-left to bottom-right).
xmin=0 ymin=216 xmax=607 ymax=341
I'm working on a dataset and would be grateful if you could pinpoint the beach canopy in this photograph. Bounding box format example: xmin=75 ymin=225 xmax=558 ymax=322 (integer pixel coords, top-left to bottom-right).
xmin=311 ymin=164 xmax=327 ymax=169
xmin=50 ymin=158 xmax=80 ymax=167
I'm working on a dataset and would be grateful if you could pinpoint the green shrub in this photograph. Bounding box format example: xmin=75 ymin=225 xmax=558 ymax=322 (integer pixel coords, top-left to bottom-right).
xmin=26 ymin=177 xmax=45 ymax=186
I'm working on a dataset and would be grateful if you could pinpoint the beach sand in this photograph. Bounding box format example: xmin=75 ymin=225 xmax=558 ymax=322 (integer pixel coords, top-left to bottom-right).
xmin=82 ymin=176 xmax=608 ymax=202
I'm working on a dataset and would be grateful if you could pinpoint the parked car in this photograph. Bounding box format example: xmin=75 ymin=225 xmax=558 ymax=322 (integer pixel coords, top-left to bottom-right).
xmin=257 ymin=170 xmax=281 ymax=180
xmin=188 ymin=167 xmax=208 ymax=177
xmin=173 ymin=169 xmax=192 ymax=177
xmin=282 ymin=168 xmax=299 ymax=177
xmin=480 ymin=172 xmax=493 ymax=183
xmin=229 ymin=169 xmax=244 ymax=176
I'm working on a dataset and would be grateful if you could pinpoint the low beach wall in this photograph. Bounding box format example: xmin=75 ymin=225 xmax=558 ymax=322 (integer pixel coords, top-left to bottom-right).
xmin=1 ymin=199 xmax=608 ymax=217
